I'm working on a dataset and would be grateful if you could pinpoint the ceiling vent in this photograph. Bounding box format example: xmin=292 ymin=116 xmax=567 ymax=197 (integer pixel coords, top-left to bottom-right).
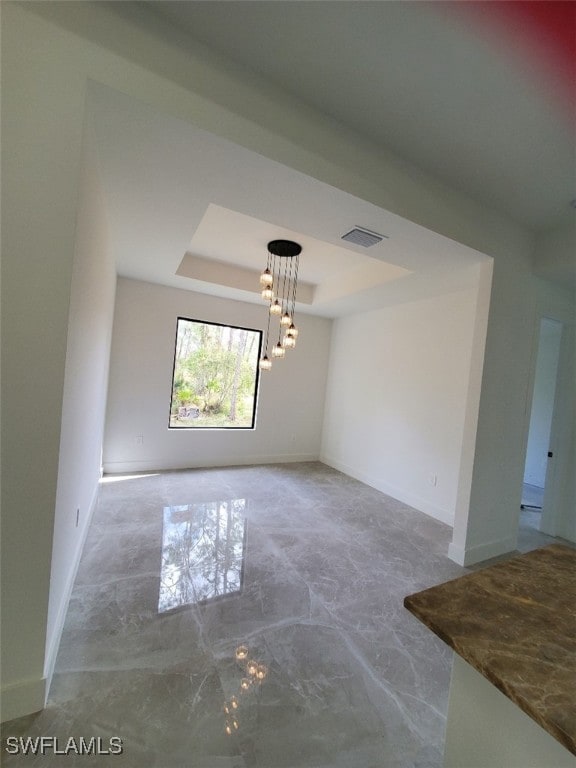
xmin=341 ymin=227 xmax=387 ymax=248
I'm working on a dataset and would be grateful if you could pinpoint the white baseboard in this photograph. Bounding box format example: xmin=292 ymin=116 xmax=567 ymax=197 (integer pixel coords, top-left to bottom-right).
xmin=448 ymin=535 xmax=517 ymax=566
xmin=102 ymin=453 xmax=319 ymax=474
xmin=320 ymin=454 xmax=454 ymax=526
xmin=1 ymin=677 xmax=47 ymax=724
xmin=43 ymin=482 xmax=100 ymax=698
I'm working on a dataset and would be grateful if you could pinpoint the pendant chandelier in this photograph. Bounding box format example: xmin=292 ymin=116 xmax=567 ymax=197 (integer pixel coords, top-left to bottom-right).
xmin=259 ymin=239 xmax=301 ymax=371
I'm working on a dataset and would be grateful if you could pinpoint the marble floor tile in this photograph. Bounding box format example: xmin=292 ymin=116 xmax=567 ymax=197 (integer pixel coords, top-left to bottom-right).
xmin=2 ymin=463 xmax=565 ymax=767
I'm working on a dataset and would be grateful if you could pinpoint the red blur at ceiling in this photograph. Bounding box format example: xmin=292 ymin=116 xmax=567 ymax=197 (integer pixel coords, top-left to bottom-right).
xmin=443 ymin=1 xmax=575 ymax=116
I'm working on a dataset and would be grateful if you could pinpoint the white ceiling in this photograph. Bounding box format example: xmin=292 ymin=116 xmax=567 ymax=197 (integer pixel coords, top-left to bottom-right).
xmin=86 ymin=2 xmax=573 ymax=318
xmin=145 ymin=0 xmax=574 ymax=232
xmin=89 ymin=82 xmax=488 ymax=318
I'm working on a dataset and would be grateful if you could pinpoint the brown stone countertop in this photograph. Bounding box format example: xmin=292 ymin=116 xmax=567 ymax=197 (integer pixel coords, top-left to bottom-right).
xmin=404 ymin=544 xmax=576 ymax=755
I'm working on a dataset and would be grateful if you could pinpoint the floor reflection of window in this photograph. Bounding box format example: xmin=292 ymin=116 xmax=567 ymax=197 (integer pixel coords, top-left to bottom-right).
xmin=158 ymin=498 xmax=246 ymax=613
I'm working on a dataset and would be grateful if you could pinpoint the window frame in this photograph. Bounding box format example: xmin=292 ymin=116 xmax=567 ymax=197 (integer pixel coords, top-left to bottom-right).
xmin=168 ymin=316 xmax=263 ymax=430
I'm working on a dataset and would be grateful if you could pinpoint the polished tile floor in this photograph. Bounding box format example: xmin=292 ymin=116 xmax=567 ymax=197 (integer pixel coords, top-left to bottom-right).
xmin=1 ymin=464 xmax=563 ymax=767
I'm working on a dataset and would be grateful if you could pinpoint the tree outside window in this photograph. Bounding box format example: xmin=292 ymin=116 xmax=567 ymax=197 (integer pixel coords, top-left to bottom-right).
xmin=169 ymin=317 xmax=262 ymax=429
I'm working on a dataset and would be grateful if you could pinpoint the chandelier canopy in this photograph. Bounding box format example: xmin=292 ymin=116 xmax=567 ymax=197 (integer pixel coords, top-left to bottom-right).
xmin=259 ymin=239 xmax=301 ymax=371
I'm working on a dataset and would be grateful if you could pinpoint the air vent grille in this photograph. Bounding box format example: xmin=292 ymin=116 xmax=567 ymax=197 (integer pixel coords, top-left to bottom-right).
xmin=341 ymin=227 xmax=387 ymax=247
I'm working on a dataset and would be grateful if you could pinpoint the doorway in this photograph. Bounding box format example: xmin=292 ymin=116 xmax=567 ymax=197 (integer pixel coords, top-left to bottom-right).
xmin=521 ymin=317 xmax=563 ymax=535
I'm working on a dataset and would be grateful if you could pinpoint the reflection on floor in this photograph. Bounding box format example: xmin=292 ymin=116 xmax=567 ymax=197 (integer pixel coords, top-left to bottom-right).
xmin=159 ymin=499 xmax=247 ymax=613
xmin=1 ymin=464 xmax=567 ymax=767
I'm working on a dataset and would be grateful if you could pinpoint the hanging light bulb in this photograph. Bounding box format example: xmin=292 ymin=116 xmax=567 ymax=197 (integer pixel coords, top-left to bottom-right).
xmin=280 ymin=312 xmax=292 ymax=327
xmin=259 ymin=268 xmax=273 ymax=287
xmin=235 ymin=645 xmax=249 ymax=661
xmin=259 ymin=355 xmax=272 ymax=371
xmin=246 ymin=660 xmax=258 ymax=676
xmin=287 ymin=323 xmax=299 ymax=338
xmin=271 ymin=342 xmax=285 ymax=358
xmin=270 ymin=299 xmax=282 ymax=315
xmin=282 ymin=333 xmax=296 ymax=349
xmin=240 ymin=678 xmax=251 ymax=691
xmin=261 ymin=286 xmax=274 ymax=301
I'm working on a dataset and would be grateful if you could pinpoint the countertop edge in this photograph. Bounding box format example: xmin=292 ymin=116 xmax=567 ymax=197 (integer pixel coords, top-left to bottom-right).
xmin=403 ymin=545 xmax=576 ymax=757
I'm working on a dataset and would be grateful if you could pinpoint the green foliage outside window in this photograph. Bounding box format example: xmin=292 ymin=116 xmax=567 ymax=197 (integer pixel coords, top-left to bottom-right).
xmin=169 ymin=318 xmax=262 ymax=429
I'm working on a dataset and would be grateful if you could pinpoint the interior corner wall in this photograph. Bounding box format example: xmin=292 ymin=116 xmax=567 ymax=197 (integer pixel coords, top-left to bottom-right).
xmin=1 ymin=5 xmax=91 ymax=720
xmin=320 ymin=277 xmax=481 ymax=526
xmin=103 ymin=279 xmax=332 ymax=472
xmin=449 ymin=252 xmax=542 ymax=565
xmin=449 ymin=251 xmax=575 ymax=565
xmin=44 ymin=126 xmax=117 ymax=688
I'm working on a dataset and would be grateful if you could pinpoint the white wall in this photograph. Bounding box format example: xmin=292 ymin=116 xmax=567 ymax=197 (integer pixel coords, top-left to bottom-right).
xmin=449 ymin=246 xmax=537 ymax=564
xmin=531 ymin=221 xmax=576 ymax=542
xmin=1 ymin=20 xmax=116 ymax=715
xmin=450 ymin=253 xmax=575 ymax=564
xmin=524 ymin=319 xmax=562 ymax=487
xmin=103 ymin=279 xmax=332 ymax=472
xmin=1 ymin=6 xmax=91 ymax=720
xmin=533 ymin=210 xmax=576 ymax=286
xmin=548 ymin=322 xmax=576 ymax=543
xmin=553 ymin=323 xmax=576 ymax=543
xmin=321 ymin=275 xmax=481 ymax=526
xmin=45 ymin=126 xmax=117 ymax=689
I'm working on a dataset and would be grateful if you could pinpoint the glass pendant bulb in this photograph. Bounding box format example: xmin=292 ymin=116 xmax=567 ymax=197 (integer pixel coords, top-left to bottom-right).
xmin=287 ymin=323 xmax=299 ymax=337
xmin=235 ymin=645 xmax=249 ymax=661
xmin=261 ymin=287 xmax=274 ymax=301
xmin=259 ymin=268 xmax=273 ymax=287
xmin=272 ymin=342 xmax=285 ymax=358
xmin=270 ymin=299 xmax=282 ymax=315
xmin=280 ymin=312 xmax=292 ymax=327
xmin=246 ymin=660 xmax=258 ymax=676
xmin=282 ymin=333 xmax=296 ymax=349
xmin=259 ymin=355 xmax=272 ymax=371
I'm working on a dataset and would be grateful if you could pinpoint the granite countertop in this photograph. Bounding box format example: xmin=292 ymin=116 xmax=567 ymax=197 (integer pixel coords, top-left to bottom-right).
xmin=404 ymin=544 xmax=576 ymax=755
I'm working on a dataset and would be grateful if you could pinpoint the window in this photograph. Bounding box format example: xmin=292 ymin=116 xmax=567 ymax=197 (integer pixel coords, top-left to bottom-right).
xmin=169 ymin=317 xmax=262 ymax=429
